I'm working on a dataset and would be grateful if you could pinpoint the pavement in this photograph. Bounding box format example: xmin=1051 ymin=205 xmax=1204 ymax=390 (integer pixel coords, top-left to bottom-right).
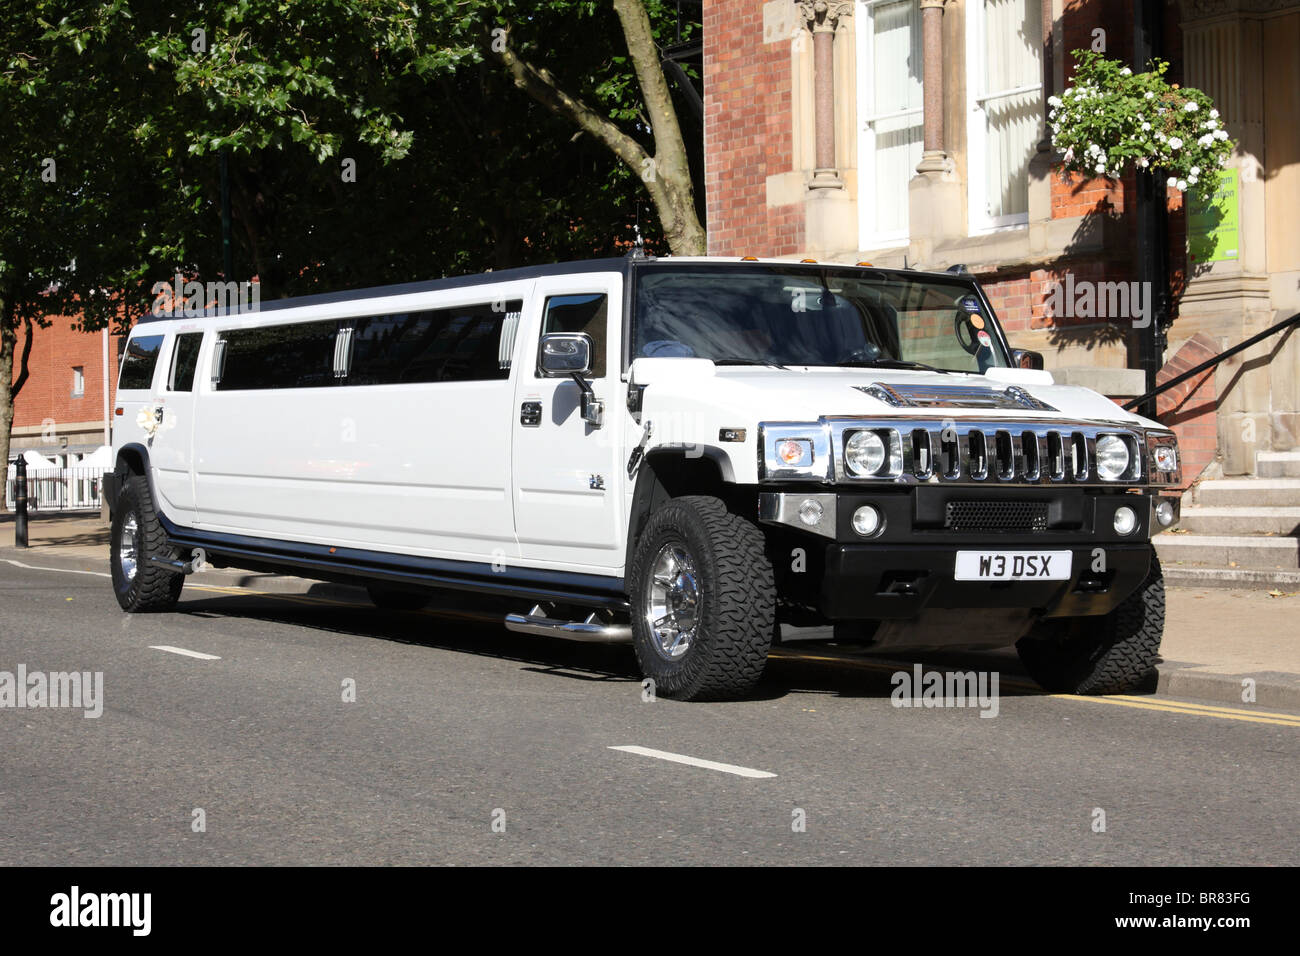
xmin=3 ymin=510 xmax=1299 ymax=711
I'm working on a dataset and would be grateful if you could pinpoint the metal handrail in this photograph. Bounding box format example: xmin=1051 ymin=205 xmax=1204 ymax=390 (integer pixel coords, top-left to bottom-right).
xmin=1122 ymin=312 xmax=1300 ymax=412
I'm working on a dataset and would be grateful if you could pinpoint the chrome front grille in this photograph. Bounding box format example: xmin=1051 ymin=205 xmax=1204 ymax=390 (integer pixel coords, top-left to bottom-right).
xmin=826 ymin=417 xmax=1145 ymax=486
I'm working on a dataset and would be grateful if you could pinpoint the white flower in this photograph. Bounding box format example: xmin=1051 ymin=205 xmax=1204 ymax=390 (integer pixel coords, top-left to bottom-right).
xmin=1048 ymin=95 xmax=1062 ymax=107
xmin=1138 ymin=157 xmax=1149 ymax=168
xmin=1141 ymin=122 xmax=1151 ymax=131
xmin=1145 ymin=91 xmax=1155 ymax=99
xmin=1198 ymin=134 xmax=1214 ymax=147
xmin=1095 ymin=162 xmax=1106 ymax=173
xmin=1169 ymin=136 xmax=1183 ymax=150
xmin=1177 ymin=179 xmax=1187 ymax=190
xmin=1189 ymin=175 xmax=1198 ymax=185
xmin=1185 ymin=101 xmax=1199 ymax=112
xmin=1120 ymin=67 xmax=1132 ymax=75
xmin=1191 ymin=165 xmax=1200 ymax=175
xmin=1063 ymin=146 xmax=1075 ymax=163
xmin=1167 ymin=176 xmax=1178 ymax=187
xmin=1210 ymin=108 xmax=1219 ymax=118
xmin=1215 ymin=129 xmax=1228 ymax=140
xmin=1205 ymin=119 xmax=1217 ymax=129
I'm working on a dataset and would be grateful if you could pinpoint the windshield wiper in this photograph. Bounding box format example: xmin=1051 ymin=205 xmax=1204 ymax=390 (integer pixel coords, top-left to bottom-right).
xmin=836 ymin=358 xmax=953 ymax=375
xmin=713 ymin=358 xmax=790 ymax=371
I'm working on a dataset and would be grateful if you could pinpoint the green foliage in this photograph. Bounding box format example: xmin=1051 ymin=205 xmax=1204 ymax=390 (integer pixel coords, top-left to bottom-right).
xmin=1050 ymin=51 xmax=1235 ymax=204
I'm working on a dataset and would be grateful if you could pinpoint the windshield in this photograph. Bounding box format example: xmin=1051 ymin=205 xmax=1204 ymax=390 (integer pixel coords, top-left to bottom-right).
xmin=632 ymin=265 xmax=1010 ymax=374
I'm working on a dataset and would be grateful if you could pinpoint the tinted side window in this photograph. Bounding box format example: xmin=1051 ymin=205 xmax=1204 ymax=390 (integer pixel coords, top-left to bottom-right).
xmin=539 ymin=294 xmax=607 ymax=377
xmin=216 ymin=321 xmax=339 ymax=390
xmin=347 ymin=301 xmax=519 ymax=386
xmin=118 ymin=334 xmax=165 ymax=390
xmin=167 ymin=333 xmax=204 ymax=392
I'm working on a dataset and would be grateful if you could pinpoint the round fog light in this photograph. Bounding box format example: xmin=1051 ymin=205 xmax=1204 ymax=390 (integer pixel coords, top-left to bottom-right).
xmin=1114 ymin=505 xmax=1138 ymax=535
xmin=798 ymin=499 xmax=824 ymax=528
xmin=1155 ymin=500 xmax=1175 ymax=527
xmin=852 ymin=505 xmax=881 ymax=536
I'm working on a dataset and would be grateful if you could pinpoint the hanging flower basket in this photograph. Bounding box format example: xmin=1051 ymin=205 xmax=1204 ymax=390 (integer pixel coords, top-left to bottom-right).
xmin=1049 ymin=51 xmax=1235 ymax=206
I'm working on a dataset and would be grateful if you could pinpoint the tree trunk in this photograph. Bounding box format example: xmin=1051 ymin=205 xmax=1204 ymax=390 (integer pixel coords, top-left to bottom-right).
xmin=496 ymin=0 xmax=706 ymax=256
xmin=0 ymin=295 xmax=16 ymax=514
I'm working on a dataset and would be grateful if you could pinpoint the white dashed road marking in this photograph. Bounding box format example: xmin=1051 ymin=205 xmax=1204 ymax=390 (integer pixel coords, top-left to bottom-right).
xmin=2 ymin=558 xmax=109 ymax=578
xmin=149 ymin=645 xmax=222 ymax=661
xmin=609 ymin=745 xmax=776 ymax=779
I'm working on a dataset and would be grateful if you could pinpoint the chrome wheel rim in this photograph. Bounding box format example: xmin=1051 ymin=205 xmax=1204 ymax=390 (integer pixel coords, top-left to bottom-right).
xmin=645 ymin=542 xmax=701 ymax=660
xmin=119 ymin=514 xmax=140 ymax=582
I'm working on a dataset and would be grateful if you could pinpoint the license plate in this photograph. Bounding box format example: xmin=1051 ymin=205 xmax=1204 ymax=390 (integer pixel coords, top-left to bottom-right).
xmin=954 ymin=550 xmax=1072 ymax=581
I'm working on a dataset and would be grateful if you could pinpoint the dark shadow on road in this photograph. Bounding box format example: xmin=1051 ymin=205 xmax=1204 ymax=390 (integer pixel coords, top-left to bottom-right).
xmin=170 ymin=588 xmax=1100 ymax=703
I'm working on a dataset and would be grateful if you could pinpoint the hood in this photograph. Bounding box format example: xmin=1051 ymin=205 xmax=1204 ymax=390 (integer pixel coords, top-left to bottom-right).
xmin=629 ymin=359 xmax=1157 ymax=429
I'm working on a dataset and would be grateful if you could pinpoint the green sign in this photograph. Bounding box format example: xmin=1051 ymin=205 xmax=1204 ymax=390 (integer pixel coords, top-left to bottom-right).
xmin=1188 ymin=168 xmax=1239 ymax=263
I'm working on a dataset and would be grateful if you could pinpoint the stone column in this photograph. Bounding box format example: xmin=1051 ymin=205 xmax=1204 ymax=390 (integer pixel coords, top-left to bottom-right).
xmin=916 ymin=0 xmax=949 ymax=173
xmin=800 ymin=0 xmax=853 ymax=188
xmin=908 ymin=0 xmax=962 ymax=264
xmin=797 ymin=1 xmax=856 ymax=255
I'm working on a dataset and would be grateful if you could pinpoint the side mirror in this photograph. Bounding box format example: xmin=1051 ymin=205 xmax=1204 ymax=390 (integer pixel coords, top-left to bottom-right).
xmin=1011 ymin=348 xmax=1044 ymax=371
xmin=539 ymin=332 xmax=603 ymax=427
xmin=539 ymin=332 xmax=593 ymax=377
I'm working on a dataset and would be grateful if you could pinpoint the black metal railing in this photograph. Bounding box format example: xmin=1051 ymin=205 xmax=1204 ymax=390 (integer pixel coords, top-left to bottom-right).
xmin=1123 ymin=312 xmax=1300 ymax=415
xmin=4 ymin=465 xmax=107 ymax=513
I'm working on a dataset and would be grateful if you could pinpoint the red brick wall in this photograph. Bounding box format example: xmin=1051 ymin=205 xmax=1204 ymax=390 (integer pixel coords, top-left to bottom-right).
xmin=1154 ymin=332 xmax=1218 ymax=487
xmin=11 ymin=316 xmax=122 ymax=439
xmin=703 ymin=0 xmax=802 ymax=257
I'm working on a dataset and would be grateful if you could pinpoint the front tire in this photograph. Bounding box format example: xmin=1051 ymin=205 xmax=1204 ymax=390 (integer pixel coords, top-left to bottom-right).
xmin=629 ymin=496 xmax=775 ymax=701
xmin=1016 ymin=551 xmax=1165 ymax=694
xmin=110 ymin=473 xmax=184 ymax=612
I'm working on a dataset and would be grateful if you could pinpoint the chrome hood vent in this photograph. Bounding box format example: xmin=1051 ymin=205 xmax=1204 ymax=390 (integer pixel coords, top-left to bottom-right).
xmin=855 ymin=382 xmax=1057 ymax=412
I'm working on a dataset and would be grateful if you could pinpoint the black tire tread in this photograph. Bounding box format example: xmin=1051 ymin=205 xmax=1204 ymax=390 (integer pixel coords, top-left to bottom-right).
xmin=629 ymin=495 xmax=775 ymax=701
xmin=111 ymin=473 xmax=184 ymax=613
xmin=1017 ymin=552 xmax=1164 ymax=694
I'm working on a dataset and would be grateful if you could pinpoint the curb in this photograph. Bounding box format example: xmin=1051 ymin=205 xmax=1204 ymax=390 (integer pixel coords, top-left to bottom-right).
xmin=1155 ymin=664 xmax=1300 ymax=712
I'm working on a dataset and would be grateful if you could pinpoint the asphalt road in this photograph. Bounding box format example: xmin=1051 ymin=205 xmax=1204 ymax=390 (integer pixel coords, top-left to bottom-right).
xmin=1 ymin=559 xmax=1296 ymax=866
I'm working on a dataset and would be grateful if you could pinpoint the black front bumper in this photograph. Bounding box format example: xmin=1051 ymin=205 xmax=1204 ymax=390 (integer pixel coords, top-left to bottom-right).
xmin=820 ymin=543 xmax=1151 ymax=620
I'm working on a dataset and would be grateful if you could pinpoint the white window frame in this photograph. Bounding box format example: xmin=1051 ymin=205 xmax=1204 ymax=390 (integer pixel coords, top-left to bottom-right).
xmin=71 ymin=365 xmax=85 ymax=398
xmin=855 ymin=0 xmax=923 ymax=249
xmin=965 ymin=0 xmax=1043 ymax=234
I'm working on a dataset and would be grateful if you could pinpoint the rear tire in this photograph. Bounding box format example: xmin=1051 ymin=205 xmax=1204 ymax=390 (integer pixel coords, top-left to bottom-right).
xmin=110 ymin=473 xmax=184 ymax=613
xmin=1016 ymin=551 xmax=1164 ymax=694
xmin=629 ymin=496 xmax=775 ymax=701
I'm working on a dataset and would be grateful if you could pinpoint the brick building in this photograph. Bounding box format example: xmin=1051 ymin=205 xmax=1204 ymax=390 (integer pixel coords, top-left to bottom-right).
xmin=8 ymin=318 xmax=122 ymax=460
xmin=704 ymin=0 xmax=1300 ymax=483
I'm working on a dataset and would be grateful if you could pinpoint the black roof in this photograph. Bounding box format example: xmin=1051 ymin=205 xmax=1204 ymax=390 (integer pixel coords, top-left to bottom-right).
xmin=137 ymin=256 xmax=951 ymax=324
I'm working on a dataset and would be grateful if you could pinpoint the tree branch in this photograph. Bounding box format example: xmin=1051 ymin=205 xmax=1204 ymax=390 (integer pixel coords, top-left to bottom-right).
xmin=495 ymin=39 xmax=649 ymax=173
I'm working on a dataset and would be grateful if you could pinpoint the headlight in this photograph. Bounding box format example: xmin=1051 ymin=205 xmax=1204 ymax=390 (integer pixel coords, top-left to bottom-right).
xmin=1154 ymin=445 xmax=1177 ymax=473
xmin=845 ymin=430 xmax=887 ymax=476
xmin=1096 ymin=434 xmax=1131 ymax=480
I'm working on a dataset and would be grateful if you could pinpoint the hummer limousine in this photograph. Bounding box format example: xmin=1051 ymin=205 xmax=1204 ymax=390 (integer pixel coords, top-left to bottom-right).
xmin=106 ymin=256 xmax=1182 ymax=700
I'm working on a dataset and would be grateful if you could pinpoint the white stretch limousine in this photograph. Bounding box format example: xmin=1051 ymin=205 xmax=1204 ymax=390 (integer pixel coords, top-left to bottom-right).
xmin=107 ymin=257 xmax=1182 ymax=700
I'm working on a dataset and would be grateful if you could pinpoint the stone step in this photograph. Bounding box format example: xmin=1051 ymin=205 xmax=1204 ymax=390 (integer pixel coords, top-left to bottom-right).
xmin=1257 ymin=450 xmax=1300 ymax=478
xmin=1162 ymin=565 xmax=1300 ymax=590
xmin=1176 ymin=506 xmax=1300 ymax=536
xmin=1155 ymin=533 xmax=1300 ymax=570
xmin=1191 ymin=478 xmax=1300 ymax=508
